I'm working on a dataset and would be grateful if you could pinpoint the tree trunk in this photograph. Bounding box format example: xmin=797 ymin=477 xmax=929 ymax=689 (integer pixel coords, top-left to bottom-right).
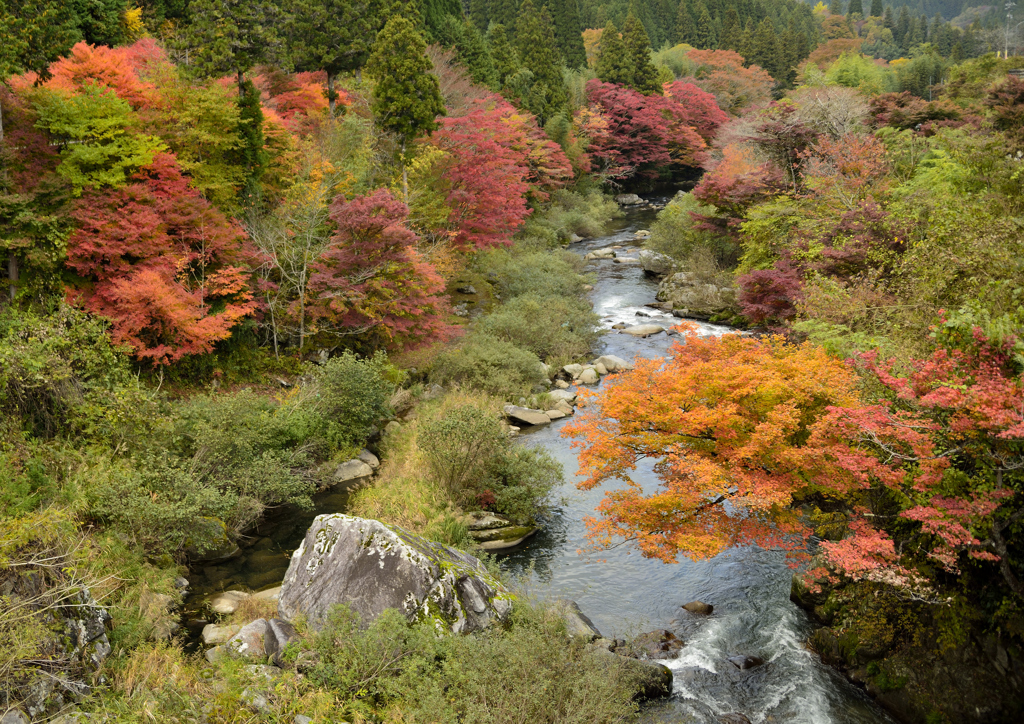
xmin=327 ymin=71 xmax=337 ymax=117
xmin=401 ymin=140 xmax=409 ymax=204
xmin=237 ymin=69 xmax=245 ymax=98
xmin=7 ymin=254 xmax=18 ymax=302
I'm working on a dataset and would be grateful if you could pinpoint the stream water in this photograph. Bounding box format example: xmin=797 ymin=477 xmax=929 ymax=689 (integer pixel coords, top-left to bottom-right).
xmin=497 ymin=205 xmax=898 ymax=724
xmin=185 ymin=204 xmax=899 ymax=723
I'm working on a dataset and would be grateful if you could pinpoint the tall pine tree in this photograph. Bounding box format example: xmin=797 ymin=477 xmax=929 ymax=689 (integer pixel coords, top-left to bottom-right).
xmin=847 ymin=0 xmax=863 ymax=18
xmin=489 ymin=23 xmax=520 ymax=88
xmin=469 ymin=0 xmax=489 ymax=32
xmin=622 ymin=12 xmax=661 ymax=94
xmin=694 ymin=3 xmax=716 ymax=49
xmin=550 ymin=0 xmax=587 ymax=69
xmin=366 ymin=14 xmax=445 ymax=171
xmin=185 ymin=0 xmax=280 ymax=96
xmin=596 ymin=21 xmax=631 ymax=86
xmin=514 ymin=0 xmax=567 ymax=123
xmin=676 ymin=0 xmax=696 ymax=46
xmin=869 ymin=0 xmax=883 ymax=18
xmin=284 ymin=0 xmax=388 ymax=116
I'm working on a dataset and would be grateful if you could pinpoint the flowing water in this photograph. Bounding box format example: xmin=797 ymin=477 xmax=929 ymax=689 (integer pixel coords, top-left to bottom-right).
xmin=497 ymin=204 xmax=898 ymax=724
xmin=185 ymin=203 xmax=899 ymax=723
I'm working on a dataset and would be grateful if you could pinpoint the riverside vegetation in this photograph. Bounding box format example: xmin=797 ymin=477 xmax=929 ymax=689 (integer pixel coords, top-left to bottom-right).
xmin=2 ymin=0 xmax=1024 ymax=722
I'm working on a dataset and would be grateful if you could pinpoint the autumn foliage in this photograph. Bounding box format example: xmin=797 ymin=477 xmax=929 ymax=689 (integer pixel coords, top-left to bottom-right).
xmin=67 ymin=153 xmax=257 ymax=364
xmin=308 ymin=189 xmax=453 ymax=349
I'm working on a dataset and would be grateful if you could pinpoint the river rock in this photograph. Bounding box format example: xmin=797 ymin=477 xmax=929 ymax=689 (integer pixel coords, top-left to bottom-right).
xmin=718 ymin=715 xmax=752 ymax=724
xmin=334 ymin=459 xmax=374 ymax=490
xmin=657 ymin=272 xmax=737 ymax=320
xmin=634 ymin=229 xmax=651 ymax=239
xmin=1 ymin=712 xmax=30 ymax=724
xmin=225 ymin=618 xmax=269 ymax=658
xmin=612 ymin=257 xmax=641 ymax=265
xmin=202 ymin=623 xmax=241 ymax=645
xmin=554 ymin=379 xmax=570 ymax=389
xmin=555 ymin=600 xmax=602 ymax=641
xmin=728 ymin=655 xmax=765 ymax=670
xmin=569 ymin=232 xmax=583 ymax=243
xmin=630 ymin=629 xmax=685 ymax=660
xmin=639 ymin=250 xmax=675 ymax=276
xmin=562 ymin=363 xmax=585 ymax=378
xmin=472 ymin=525 xmax=539 ymax=551
xmin=503 ymin=405 xmax=551 ymax=427
xmin=463 ymin=511 xmax=510 ymax=531
xmin=548 ymin=388 xmax=577 ymax=404
xmin=578 ymin=368 xmax=600 ymax=385
xmin=584 ymin=248 xmax=616 ymax=261
xmin=455 ymin=284 xmax=477 ymax=295
xmin=620 ymin=324 xmax=665 ymax=337
xmin=265 ymin=618 xmax=299 ymax=665
xmin=253 ymin=586 xmax=282 ymax=602
xmin=278 ymin=514 xmax=513 ymax=633
xmin=554 ymin=400 xmax=574 ymax=415
xmin=546 ymin=409 xmax=566 ymax=420
xmin=615 ymin=193 xmax=643 ymax=205
xmin=682 ymin=600 xmax=713 ymax=615
xmin=357 ymin=449 xmax=380 ymax=469
xmin=593 ymin=354 xmax=633 ymax=372
xmin=209 ymin=590 xmax=250 ymax=615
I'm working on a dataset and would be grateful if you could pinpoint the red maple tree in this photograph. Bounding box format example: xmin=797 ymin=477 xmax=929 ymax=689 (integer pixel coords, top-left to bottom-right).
xmin=67 ymin=153 xmax=257 ymax=363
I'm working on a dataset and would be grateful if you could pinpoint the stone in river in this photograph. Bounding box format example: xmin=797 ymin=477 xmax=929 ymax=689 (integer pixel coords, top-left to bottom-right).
xmin=728 ymin=655 xmax=765 ymax=670
xmin=578 ymin=368 xmax=600 ymax=385
xmin=209 ymin=590 xmax=249 ymax=615
xmin=503 ymin=405 xmax=551 ymax=427
xmin=681 ymin=600 xmax=713 ymax=615
xmin=593 ymin=354 xmax=633 ymax=372
xmin=620 ymin=324 xmax=664 ymax=337
xmin=612 ymin=257 xmax=641 ymax=265
xmin=333 ymin=459 xmax=374 ymax=491
xmin=546 ymin=409 xmax=566 ymax=420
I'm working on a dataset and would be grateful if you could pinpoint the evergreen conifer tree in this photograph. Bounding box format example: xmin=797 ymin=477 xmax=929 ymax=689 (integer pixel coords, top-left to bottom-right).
xmin=457 ymin=18 xmax=499 ymax=87
xmin=883 ymin=6 xmax=894 ymax=29
xmin=622 ymin=11 xmax=661 ymax=94
xmin=490 ymin=0 xmax=519 ymax=27
xmin=469 ymin=0 xmax=489 ymax=32
xmin=489 ymin=23 xmax=520 ymax=87
xmin=366 ymin=14 xmax=445 ymax=158
xmin=550 ymin=0 xmax=587 ymax=69
xmin=719 ymin=7 xmax=741 ymax=51
xmin=828 ymin=0 xmax=842 ymax=15
xmin=847 ymin=0 xmax=863 ymax=18
xmin=185 ymin=0 xmax=280 ymax=96
xmin=870 ymin=0 xmax=883 ymax=17
xmin=422 ymin=0 xmax=463 ymax=42
xmin=284 ymin=0 xmax=386 ymax=116
xmin=596 ymin=21 xmax=632 ymax=86
xmin=749 ymin=17 xmax=779 ymax=78
xmin=695 ymin=3 xmax=716 ymax=49
xmin=514 ymin=0 xmax=567 ymax=123
xmin=236 ymin=79 xmax=267 ymax=207
xmin=675 ymin=0 xmax=697 ymax=46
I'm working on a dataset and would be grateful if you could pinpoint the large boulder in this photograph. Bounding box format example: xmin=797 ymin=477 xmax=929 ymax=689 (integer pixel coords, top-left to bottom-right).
xmin=503 ymin=405 xmax=551 ymax=427
xmin=620 ymin=324 xmax=665 ymax=337
xmin=639 ymin=250 xmax=675 ymax=276
xmin=615 ymin=193 xmax=643 ymax=205
xmin=593 ymin=355 xmax=633 ymax=373
xmin=278 ymin=515 xmax=513 ymax=634
xmin=333 ymin=459 xmax=374 ymax=490
xmin=656 ymin=272 xmax=737 ymax=320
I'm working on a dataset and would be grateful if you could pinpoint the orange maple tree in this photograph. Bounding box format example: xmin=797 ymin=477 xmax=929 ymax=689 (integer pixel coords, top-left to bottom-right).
xmin=565 ymin=326 xmax=865 ymax=563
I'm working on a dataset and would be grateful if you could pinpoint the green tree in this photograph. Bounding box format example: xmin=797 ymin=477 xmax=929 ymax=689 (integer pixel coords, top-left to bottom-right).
xmin=596 ymin=21 xmax=631 ymax=86
xmin=748 ymin=18 xmax=780 ymax=79
xmin=469 ymin=0 xmax=489 ymax=32
xmin=847 ymin=0 xmax=863 ymax=18
xmin=869 ymin=0 xmax=883 ymax=17
xmin=283 ymin=0 xmax=387 ymax=116
xmin=489 ymin=23 xmax=521 ymax=88
xmin=437 ymin=16 xmax=498 ymax=88
xmin=422 ymin=0 xmax=462 ymax=41
xmin=366 ymin=15 xmax=445 ymax=195
xmin=695 ymin=3 xmax=716 ymax=49
xmin=829 ymin=0 xmax=842 ymax=14
xmin=70 ymin=0 xmax=128 ymax=46
xmin=32 ymin=85 xmax=166 ymax=194
xmin=622 ymin=11 xmax=661 ymax=94
xmin=549 ymin=0 xmax=587 ymax=69
xmin=719 ymin=6 xmax=742 ymax=51
xmin=490 ymin=0 xmax=519 ymax=27
xmin=513 ymin=0 xmax=567 ymax=124
xmin=675 ymin=0 xmax=696 ymax=46
xmin=235 ymin=79 xmax=267 ymax=207
xmin=182 ymin=0 xmax=280 ymax=96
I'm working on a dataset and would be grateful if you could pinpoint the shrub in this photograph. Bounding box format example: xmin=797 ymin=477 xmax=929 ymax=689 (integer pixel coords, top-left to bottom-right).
xmin=307 ymin=351 xmax=395 ymax=451
xmin=475 ymin=249 xmax=591 ymax=301
xmin=419 ymin=404 xmax=561 ymax=523
xmin=646 ymin=191 xmax=738 ymax=267
xmin=479 ymin=295 xmax=599 ymax=361
xmin=303 ymin=602 xmax=641 ymax=723
xmin=430 ymin=332 xmax=546 ymax=398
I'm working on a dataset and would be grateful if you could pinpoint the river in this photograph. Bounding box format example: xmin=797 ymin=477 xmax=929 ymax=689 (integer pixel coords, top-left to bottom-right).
xmin=498 ymin=203 xmax=898 ymax=724
xmin=184 ymin=203 xmax=899 ymax=723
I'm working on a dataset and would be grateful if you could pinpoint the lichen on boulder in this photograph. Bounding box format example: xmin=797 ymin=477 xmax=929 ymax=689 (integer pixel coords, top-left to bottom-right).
xmin=278 ymin=514 xmax=513 ymax=634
